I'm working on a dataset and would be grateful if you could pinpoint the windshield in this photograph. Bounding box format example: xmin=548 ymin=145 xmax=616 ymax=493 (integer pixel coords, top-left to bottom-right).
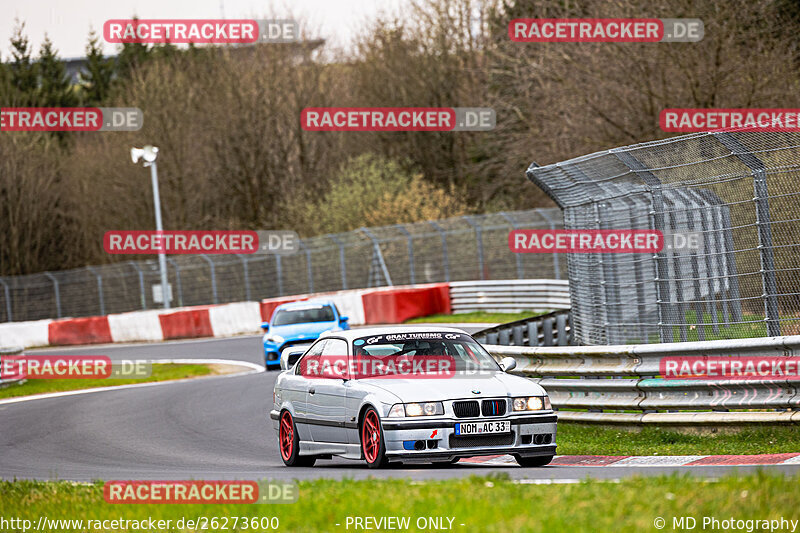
xmin=352 ymin=331 xmax=500 ymax=374
xmin=273 ymin=306 xmax=335 ymax=326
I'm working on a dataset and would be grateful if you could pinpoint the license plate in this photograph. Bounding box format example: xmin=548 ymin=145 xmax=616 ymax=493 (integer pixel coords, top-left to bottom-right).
xmin=454 ymin=420 xmax=510 ymax=435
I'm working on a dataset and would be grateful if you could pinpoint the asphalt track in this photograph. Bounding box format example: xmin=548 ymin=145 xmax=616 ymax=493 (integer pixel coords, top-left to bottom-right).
xmin=2 ymin=331 xmax=799 ymax=482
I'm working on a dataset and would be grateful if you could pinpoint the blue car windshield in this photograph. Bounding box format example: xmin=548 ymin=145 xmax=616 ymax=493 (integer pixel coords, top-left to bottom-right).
xmin=273 ymin=306 xmax=335 ymax=326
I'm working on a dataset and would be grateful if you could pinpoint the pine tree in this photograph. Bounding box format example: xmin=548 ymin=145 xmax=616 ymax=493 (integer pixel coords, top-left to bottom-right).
xmin=8 ymin=21 xmax=38 ymax=105
xmin=80 ymin=30 xmax=114 ymax=105
xmin=37 ymin=35 xmax=76 ymax=107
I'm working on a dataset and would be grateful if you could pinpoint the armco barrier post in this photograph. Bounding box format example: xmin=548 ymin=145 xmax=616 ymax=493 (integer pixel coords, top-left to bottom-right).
xmin=328 ymin=234 xmax=348 ymax=290
xmin=85 ymin=266 xmax=105 ymax=317
xmin=0 ymin=277 xmax=11 ymax=322
xmin=200 ymin=254 xmax=218 ymax=304
xmin=429 ymin=221 xmax=451 ymax=282
xmin=129 ymin=261 xmax=147 ymax=310
xmin=395 ymin=224 xmax=416 ymax=285
xmin=43 ymin=271 xmax=62 ymax=319
xmin=713 ymin=132 xmax=780 ymax=336
xmin=165 ymin=257 xmax=184 ymax=307
xmin=499 ymin=212 xmax=524 ymax=279
xmin=463 ymin=216 xmax=485 ymax=280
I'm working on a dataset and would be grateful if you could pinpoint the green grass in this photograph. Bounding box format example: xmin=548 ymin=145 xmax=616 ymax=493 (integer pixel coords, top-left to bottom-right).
xmin=557 ymin=423 xmax=800 ymax=456
xmin=0 ymin=363 xmax=213 ymax=400
xmin=1 ymin=474 xmax=798 ymax=532
xmin=406 ymin=310 xmax=548 ymax=324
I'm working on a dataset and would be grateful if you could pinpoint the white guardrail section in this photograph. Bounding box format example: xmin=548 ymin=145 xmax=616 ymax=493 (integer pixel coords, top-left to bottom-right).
xmin=487 ymin=336 xmax=800 ymax=425
xmin=0 ymin=346 xmax=24 ymax=388
xmin=450 ymin=279 xmax=571 ymax=313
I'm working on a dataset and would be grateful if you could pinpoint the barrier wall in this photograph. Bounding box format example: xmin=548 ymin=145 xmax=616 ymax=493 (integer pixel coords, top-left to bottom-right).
xmin=0 ymin=282 xmax=457 ymax=349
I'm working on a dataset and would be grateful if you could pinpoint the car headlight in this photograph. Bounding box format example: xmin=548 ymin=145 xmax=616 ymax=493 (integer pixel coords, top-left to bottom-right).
xmin=513 ymin=396 xmax=549 ymax=411
xmin=387 ymin=402 xmax=444 ymax=417
xmin=265 ymin=335 xmax=285 ymax=345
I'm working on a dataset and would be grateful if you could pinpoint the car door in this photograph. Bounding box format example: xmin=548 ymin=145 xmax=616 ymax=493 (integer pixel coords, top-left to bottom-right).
xmin=286 ymin=339 xmax=327 ymax=442
xmin=307 ymin=337 xmax=349 ymax=443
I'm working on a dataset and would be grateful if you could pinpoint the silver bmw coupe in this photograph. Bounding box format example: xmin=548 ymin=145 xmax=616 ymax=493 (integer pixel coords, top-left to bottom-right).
xmin=270 ymin=326 xmax=556 ymax=468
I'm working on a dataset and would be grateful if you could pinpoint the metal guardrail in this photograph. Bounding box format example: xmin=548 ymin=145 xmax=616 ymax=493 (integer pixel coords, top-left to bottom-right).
xmin=486 ymin=336 xmax=800 ymax=425
xmin=473 ymin=309 xmax=572 ymax=347
xmin=0 ymin=345 xmax=23 ymax=388
xmin=450 ymin=279 xmax=570 ymax=314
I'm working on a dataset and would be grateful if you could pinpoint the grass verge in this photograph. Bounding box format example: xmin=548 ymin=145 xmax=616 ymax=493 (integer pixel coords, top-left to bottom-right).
xmin=557 ymin=423 xmax=800 ymax=456
xmin=405 ymin=310 xmax=547 ymax=324
xmin=1 ymin=474 xmax=798 ymax=532
xmin=0 ymin=363 xmax=214 ymax=400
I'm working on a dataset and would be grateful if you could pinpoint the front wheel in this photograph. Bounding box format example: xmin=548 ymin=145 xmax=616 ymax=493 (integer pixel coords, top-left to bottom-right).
xmin=361 ymin=407 xmax=388 ymax=469
xmin=515 ymin=454 xmax=554 ymax=467
xmin=279 ymin=411 xmax=315 ymax=467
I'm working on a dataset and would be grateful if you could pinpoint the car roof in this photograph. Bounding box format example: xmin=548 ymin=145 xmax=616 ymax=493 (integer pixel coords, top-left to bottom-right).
xmin=321 ymin=325 xmax=470 ymax=340
xmin=275 ymin=300 xmax=335 ymax=311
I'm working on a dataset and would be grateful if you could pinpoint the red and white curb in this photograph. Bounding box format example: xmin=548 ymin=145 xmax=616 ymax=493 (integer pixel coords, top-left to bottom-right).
xmin=461 ymin=453 xmax=800 ymax=467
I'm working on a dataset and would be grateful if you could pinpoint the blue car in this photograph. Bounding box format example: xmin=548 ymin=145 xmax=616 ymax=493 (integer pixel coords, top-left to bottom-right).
xmin=261 ymin=300 xmax=349 ymax=369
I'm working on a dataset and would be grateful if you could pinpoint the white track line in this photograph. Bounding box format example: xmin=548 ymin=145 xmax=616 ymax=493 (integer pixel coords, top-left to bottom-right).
xmin=0 ymin=358 xmax=264 ymax=406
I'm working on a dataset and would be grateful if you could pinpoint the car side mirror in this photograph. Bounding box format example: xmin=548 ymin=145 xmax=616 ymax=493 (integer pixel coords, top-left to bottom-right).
xmin=339 ymin=316 xmax=349 ymax=323
xmin=281 ymin=350 xmax=306 ymax=371
xmin=500 ymin=357 xmax=517 ymax=372
xmin=260 ymin=322 xmax=269 ymax=332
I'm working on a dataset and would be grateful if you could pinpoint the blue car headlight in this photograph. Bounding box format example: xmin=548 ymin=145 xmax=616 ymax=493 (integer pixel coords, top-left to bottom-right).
xmin=264 ymin=335 xmax=285 ymax=346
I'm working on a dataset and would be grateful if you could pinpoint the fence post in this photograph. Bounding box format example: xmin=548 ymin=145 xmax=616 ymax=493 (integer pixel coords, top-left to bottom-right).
xmin=394 ymin=225 xmax=416 ymax=285
xmin=85 ymin=266 xmax=105 ymax=316
xmin=200 ymin=254 xmax=218 ymax=304
xmin=463 ymin=216 xmax=485 ymax=280
xmin=538 ymin=208 xmax=561 ymax=280
xmin=43 ymin=272 xmax=62 ymax=318
xmin=165 ymin=257 xmax=184 ymax=307
xmin=328 ymin=234 xmax=348 ymax=290
xmin=275 ymin=255 xmax=284 ymax=296
xmin=298 ymin=241 xmax=314 ymax=294
xmin=129 ymin=261 xmax=147 ymax=310
xmin=429 ymin=221 xmax=451 ymax=282
xmin=713 ymin=132 xmax=780 ymax=336
xmin=360 ymin=228 xmax=393 ymax=287
xmin=238 ymin=254 xmax=251 ymax=301
xmin=613 ymin=150 xmax=672 ymax=343
xmin=499 ymin=212 xmax=523 ymax=279
xmin=0 ymin=277 xmax=11 ymax=322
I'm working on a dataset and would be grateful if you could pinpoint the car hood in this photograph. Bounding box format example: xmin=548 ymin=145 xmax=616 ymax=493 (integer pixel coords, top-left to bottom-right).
xmin=358 ymin=372 xmax=546 ymax=403
xmin=270 ymin=321 xmax=338 ymax=342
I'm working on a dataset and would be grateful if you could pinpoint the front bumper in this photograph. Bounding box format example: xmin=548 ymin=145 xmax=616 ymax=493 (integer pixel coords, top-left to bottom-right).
xmin=381 ymin=413 xmax=557 ymax=461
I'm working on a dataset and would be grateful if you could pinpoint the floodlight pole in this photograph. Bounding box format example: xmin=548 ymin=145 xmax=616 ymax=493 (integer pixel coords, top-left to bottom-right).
xmin=146 ymin=159 xmax=171 ymax=309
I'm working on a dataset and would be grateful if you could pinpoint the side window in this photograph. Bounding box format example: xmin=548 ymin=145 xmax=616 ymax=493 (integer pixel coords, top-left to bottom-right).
xmin=296 ymin=340 xmax=328 ymax=376
xmin=321 ymin=338 xmax=349 ymax=379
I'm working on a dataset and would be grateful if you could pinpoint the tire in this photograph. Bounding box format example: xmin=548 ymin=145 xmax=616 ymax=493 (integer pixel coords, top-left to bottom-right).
xmin=278 ymin=410 xmax=316 ymax=467
xmin=515 ymin=454 xmax=554 ymax=467
xmin=360 ymin=407 xmax=388 ymax=469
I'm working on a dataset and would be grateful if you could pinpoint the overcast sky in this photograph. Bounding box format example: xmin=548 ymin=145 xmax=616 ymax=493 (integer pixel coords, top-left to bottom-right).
xmin=1 ymin=0 xmax=403 ymax=59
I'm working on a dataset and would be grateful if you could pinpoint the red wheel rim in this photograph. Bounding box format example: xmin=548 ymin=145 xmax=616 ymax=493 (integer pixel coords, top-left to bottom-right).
xmin=279 ymin=412 xmax=294 ymax=461
xmin=362 ymin=410 xmax=381 ymax=463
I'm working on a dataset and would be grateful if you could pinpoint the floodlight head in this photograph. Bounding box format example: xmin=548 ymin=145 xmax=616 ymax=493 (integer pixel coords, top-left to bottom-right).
xmin=131 ymin=145 xmax=159 ymax=164
xmin=131 ymin=147 xmax=145 ymax=164
xmin=142 ymin=145 xmax=159 ymax=162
